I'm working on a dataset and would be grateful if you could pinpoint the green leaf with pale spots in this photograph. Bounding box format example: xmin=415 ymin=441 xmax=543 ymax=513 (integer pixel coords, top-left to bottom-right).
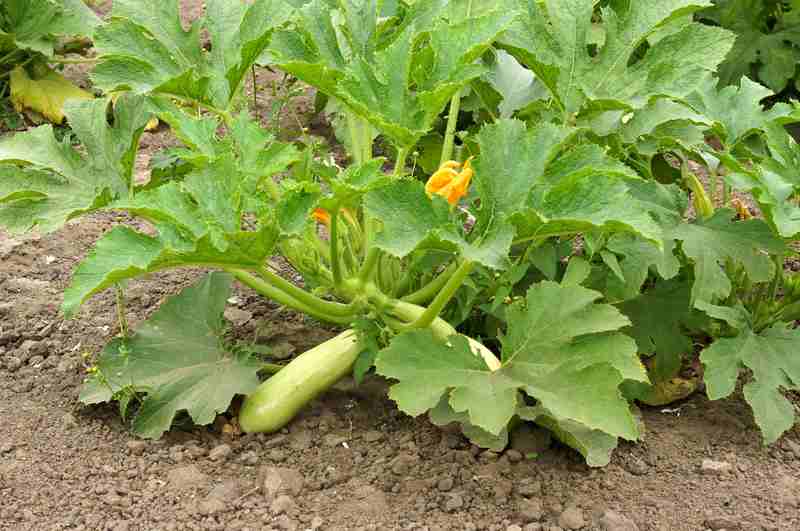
xmin=79 ymin=273 xmax=262 ymax=439
xmin=0 ymin=95 xmax=152 ymax=234
xmin=670 ymin=209 xmax=785 ymax=307
xmin=701 ymin=316 xmax=800 ymax=444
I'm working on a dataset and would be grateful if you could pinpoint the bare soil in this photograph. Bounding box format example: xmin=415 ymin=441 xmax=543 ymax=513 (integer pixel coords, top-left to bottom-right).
xmin=2 ymin=219 xmax=800 ymax=531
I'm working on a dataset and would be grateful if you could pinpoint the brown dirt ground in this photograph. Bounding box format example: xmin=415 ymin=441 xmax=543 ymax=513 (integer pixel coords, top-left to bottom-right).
xmin=2 ymin=2 xmax=800 ymax=530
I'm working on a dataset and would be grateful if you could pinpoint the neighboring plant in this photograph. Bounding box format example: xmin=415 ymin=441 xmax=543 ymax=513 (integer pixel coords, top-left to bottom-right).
xmin=0 ymin=0 xmax=798 ymax=466
xmin=0 ymin=0 xmax=100 ymax=123
xmin=697 ymin=0 xmax=800 ymax=95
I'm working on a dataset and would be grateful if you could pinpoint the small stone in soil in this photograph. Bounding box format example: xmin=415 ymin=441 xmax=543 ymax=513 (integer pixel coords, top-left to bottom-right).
xmin=437 ymin=477 xmax=454 ymax=492
xmin=363 ymin=430 xmax=384 ymax=443
xmin=270 ymin=494 xmax=297 ymax=515
xmin=223 ymin=307 xmax=252 ymax=326
xmin=518 ymin=479 xmax=542 ymax=498
xmin=4 ymin=356 xmax=22 ymax=372
xmin=323 ymin=434 xmax=348 ymax=447
xmin=518 ymin=498 xmax=544 ymax=523
xmin=208 ymin=443 xmax=232 ymax=461
xmin=506 ymin=449 xmax=523 ymax=463
xmin=260 ymin=466 xmax=305 ymax=499
xmin=126 ymin=440 xmax=146 ymax=456
xmin=390 ymin=453 xmax=418 ymax=475
xmin=558 ymin=505 xmax=586 ymax=530
xmin=700 ymin=459 xmax=732 ymax=475
xmin=507 ymin=526 xmax=523 ymax=531
xmin=704 ymin=516 xmax=741 ymax=530
xmin=197 ymin=497 xmax=226 ymax=516
xmin=444 ymin=493 xmax=464 ymax=512
xmin=598 ymin=510 xmax=640 ymax=531
xmin=310 ymin=516 xmax=324 ymax=529
xmin=167 ymin=464 xmax=209 ymax=490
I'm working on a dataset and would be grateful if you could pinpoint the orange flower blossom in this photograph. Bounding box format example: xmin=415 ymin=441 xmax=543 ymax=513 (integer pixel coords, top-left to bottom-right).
xmin=425 ymin=157 xmax=474 ymax=206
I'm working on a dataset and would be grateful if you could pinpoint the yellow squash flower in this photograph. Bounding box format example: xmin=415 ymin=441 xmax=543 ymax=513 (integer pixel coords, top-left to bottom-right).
xmin=425 ymin=157 xmax=474 ymax=206
xmin=312 ymin=208 xmax=331 ymax=226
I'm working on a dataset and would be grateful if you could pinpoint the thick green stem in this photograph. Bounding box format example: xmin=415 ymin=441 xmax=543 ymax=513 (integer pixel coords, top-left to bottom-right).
xmin=387 ymin=300 xmax=501 ymax=371
xmin=406 ymin=261 xmax=474 ymax=329
xmin=359 ymin=247 xmax=382 ymax=283
xmin=440 ymin=89 xmax=463 ymax=166
xmin=230 ymin=269 xmax=353 ymax=325
xmin=256 ymin=266 xmax=353 ymax=317
xmin=330 ymin=209 xmax=343 ymax=288
xmin=401 ymin=261 xmax=458 ymax=304
xmin=394 ymin=147 xmax=409 ymax=177
xmin=347 ymin=111 xmax=364 ymax=165
xmin=360 ymin=117 xmax=372 ymax=163
xmin=115 ymin=284 xmax=129 ymax=338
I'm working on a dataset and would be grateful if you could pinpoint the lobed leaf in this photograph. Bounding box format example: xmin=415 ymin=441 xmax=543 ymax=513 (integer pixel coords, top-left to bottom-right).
xmin=79 ymin=273 xmax=262 ymax=439
xmin=701 ymin=318 xmax=800 ymax=444
xmin=0 ymin=95 xmax=152 ymax=234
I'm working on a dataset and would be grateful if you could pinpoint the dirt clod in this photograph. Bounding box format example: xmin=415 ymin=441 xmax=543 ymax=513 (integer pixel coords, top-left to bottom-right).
xmin=598 ymin=510 xmax=640 ymax=531
xmin=558 ymin=505 xmax=585 ymax=530
xmin=261 ymin=466 xmax=305 ymax=499
xmin=209 ymin=443 xmax=233 ymax=461
xmin=701 ymin=458 xmax=733 ymax=474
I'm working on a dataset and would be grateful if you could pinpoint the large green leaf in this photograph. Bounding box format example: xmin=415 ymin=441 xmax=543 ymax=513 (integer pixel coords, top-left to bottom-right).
xmin=0 ymin=95 xmax=152 ymax=233
xmin=617 ymin=279 xmax=693 ymax=381
xmin=62 ymin=224 xmax=278 ymax=317
xmin=376 ymin=330 xmax=520 ymax=435
xmin=698 ymin=0 xmax=800 ymax=92
xmin=79 ymin=273 xmax=262 ymax=439
xmin=376 ymin=279 xmax=647 ymax=442
xmin=481 ymin=49 xmax=548 ymax=119
xmin=686 ymin=75 xmax=793 ymax=148
xmin=92 ymin=0 xmax=294 ymax=107
xmin=701 ymin=316 xmax=800 ymax=444
xmin=270 ymin=0 xmax=518 ymax=147
xmin=364 ymin=180 xmax=513 ymax=269
xmin=670 ymin=209 xmax=785 ymax=306
xmin=474 ymin=119 xmax=673 ymax=243
xmin=1 ymin=0 xmax=100 ymax=55
xmin=500 ymin=0 xmax=735 ymax=114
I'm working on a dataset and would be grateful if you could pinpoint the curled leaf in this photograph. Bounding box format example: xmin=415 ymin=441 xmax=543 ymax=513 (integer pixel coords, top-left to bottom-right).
xmin=10 ymin=65 xmax=93 ymax=124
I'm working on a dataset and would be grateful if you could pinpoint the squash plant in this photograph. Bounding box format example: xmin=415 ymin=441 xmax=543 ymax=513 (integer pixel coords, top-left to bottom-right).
xmin=1 ymin=0 xmax=799 ymax=466
xmin=1 ymin=0 xmax=100 ymax=123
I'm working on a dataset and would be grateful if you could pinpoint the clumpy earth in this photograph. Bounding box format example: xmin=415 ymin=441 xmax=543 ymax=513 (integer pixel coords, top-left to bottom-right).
xmin=2 ymin=220 xmax=800 ymax=531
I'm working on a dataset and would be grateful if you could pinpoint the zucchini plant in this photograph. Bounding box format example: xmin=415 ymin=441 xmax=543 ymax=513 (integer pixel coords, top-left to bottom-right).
xmin=0 ymin=0 xmax=100 ymax=123
xmin=1 ymin=0 xmax=798 ymax=466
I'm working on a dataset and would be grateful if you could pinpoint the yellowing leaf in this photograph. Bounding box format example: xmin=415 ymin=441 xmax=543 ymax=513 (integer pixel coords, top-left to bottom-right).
xmin=10 ymin=66 xmax=93 ymax=124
